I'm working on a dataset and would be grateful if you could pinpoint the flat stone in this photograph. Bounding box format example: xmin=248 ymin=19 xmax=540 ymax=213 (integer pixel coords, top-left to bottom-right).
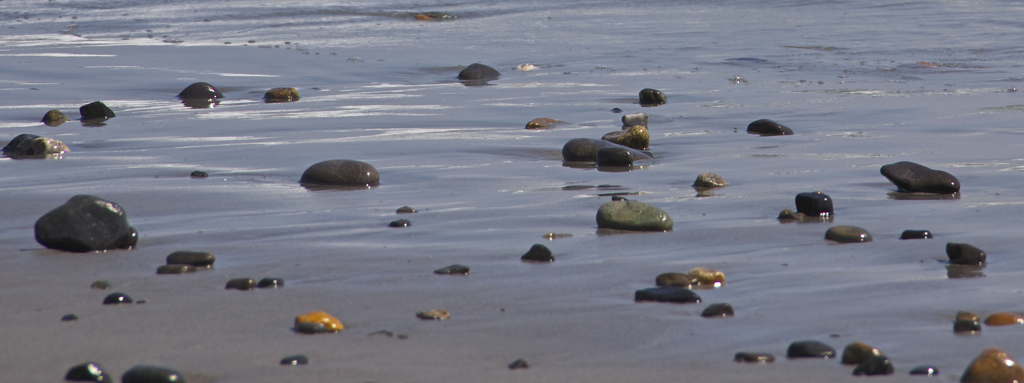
xmin=960 ymin=348 xmax=1024 ymax=383
xmin=689 ymin=267 xmax=725 ymax=287
xmin=621 ymin=113 xmax=647 ymax=127
xmin=102 ymin=292 xmax=132 ymax=305
xmin=521 ymin=244 xmax=554 ymax=263
xmin=947 ymin=243 xmax=986 ymax=265
xmin=190 ymin=170 xmax=208 ymax=178
xmin=701 ymin=303 xmax=734 ymax=317
xmin=795 ymin=191 xmax=833 ymax=217
xmin=525 ymin=118 xmax=565 ymax=129
xmin=35 ymin=195 xmax=137 ymax=252
xmin=777 ymin=209 xmax=807 ymax=221
xmin=41 ymin=110 xmax=69 ymax=126
xmin=639 ymin=88 xmax=667 ymax=104
xmin=280 ymin=354 xmax=309 ymax=366
xmin=746 ymin=119 xmax=793 ymax=135
xmin=900 ymin=229 xmax=933 ymax=239
xmin=257 ymin=277 xmax=284 ymax=288
xmin=595 ymin=146 xmax=652 ymax=167
xmin=596 ymin=200 xmax=673 ymax=231
xmin=389 ymin=219 xmax=411 ymax=227
xmin=909 ymin=365 xmax=939 ymax=376
xmin=634 ymin=286 xmax=702 ymax=304
xmin=655 ymin=272 xmax=698 ymax=287
xmin=300 ymin=159 xmax=379 ymax=187
xmin=457 ymin=63 xmax=500 ymax=80
xmin=79 ymin=101 xmax=115 ymax=120
xmin=61 ymin=314 xmax=79 ymax=321
xmin=842 ymin=342 xmax=882 ymax=365
xmin=825 ymin=226 xmax=872 ymax=243
xmin=90 ymin=280 xmax=110 ymax=289
xmin=984 ymin=312 xmax=1024 ymax=326
xmin=853 ymin=355 xmax=894 ymax=376
xmin=295 ymin=311 xmax=343 ymax=331
xmin=416 ymin=309 xmax=450 ymax=320
xmin=786 ymin=340 xmax=836 ymax=358
xmin=156 ymin=264 xmax=195 ymax=274
xmin=880 ymin=161 xmax=960 ymax=194
xmin=601 ymin=125 xmax=649 ymax=150
xmin=434 ymin=264 xmax=470 ymax=275
xmin=508 ymin=358 xmax=529 ymax=370
xmin=2 ymin=133 xmax=70 ymax=158
xmin=264 ymin=87 xmax=299 ymax=102
xmin=954 ymin=310 xmax=982 ymax=334
xmin=177 ymin=82 xmax=224 ymax=100
xmin=65 ymin=362 xmax=112 ymax=382
xmin=734 ymin=352 xmax=775 ymax=363
xmin=226 ymin=278 xmax=256 ymax=290
xmin=368 ymin=330 xmax=408 ymax=339
xmin=121 ymin=365 xmax=186 ymax=383
xmin=396 ymin=206 xmax=417 ymax=214
xmin=167 ymin=250 xmax=215 ymax=267
xmin=693 ymin=173 xmax=727 ymax=188
xmin=562 ymin=138 xmax=619 ymax=162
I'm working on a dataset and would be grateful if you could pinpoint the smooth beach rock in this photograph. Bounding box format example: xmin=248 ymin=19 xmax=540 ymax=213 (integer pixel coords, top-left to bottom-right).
xmin=525 ymin=118 xmax=564 ymax=129
xmin=960 ymin=348 xmax=1024 ymax=383
xmin=280 ymin=354 xmax=308 ymax=366
xmin=746 ymin=119 xmax=793 ymax=135
xmin=79 ymin=101 xmax=115 ymax=120
xmin=693 ymin=173 xmax=727 ymax=188
xmin=521 ymin=244 xmax=554 ymax=263
xmin=954 ymin=310 xmax=982 ymax=334
xmin=41 ymin=109 xmax=69 ymax=126
xmin=595 ymin=146 xmax=652 ymax=167
xmin=396 ymin=206 xmax=417 ymax=214
xmin=947 ymin=243 xmax=986 ymax=265
xmin=388 ymin=219 xmax=411 ymax=227
xmin=264 ymin=87 xmax=299 ymax=102
xmin=777 ymin=209 xmax=807 ymax=221
xmin=689 ymin=267 xmax=725 ymax=286
xmin=189 ymin=170 xmax=208 ymax=178
xmin=880 ymin=161 xmax=960 ymax=194
xmin=734 ymin=352 xmax=775 ymax=363
xmin=853 ymin=355 xmax=894 ymax=376
xmin=457 ymin=63 xmax=500 ymax=80
xmin=701 ymin=303 xmax=734 ymax=317
xmin=655 ymin=272 xmax=698 ymax=287
xmin=786 ymin=340 xmax=836 ymax=358
xmin=65 ymin=362 xmax=112 ymax=382
xmin=35 ymin=195 xmax=137 ymax=252
xmin=910 ymin=365 xmax=939 ymax=376
xmin=434 ymin=264 xmax=469 ymax=275
xmin=901 ymin=229 xmax=933 ymax=239
xmin=825 ymin=226 xmax=872 ymax=243
xmin=596 ymin=200 xmax=673 ymax=231
xmin=257 ymin=277 xmax=284 ymax=288
xmin=508 ymin=358 xmax=529 ymax=370
xmin=226 ymin=278 xmax=256 ymax=290
xmin=61 ymin=314 xmax=79 ymax=321
xmin=984 ymin=312 xmax=1024 ymax=326
xmin=621 ymin=112 xmax=647 ymax=127
xmin=414 ymin=12 xmax=456 ymax=21
xmin=156 ymin=264 xmax=195 ymax=274
xmin=416 ymin=309 xmax=450 ymax=320
xmin=295 ymin=322 xmax=329 ymax=334
xmin=601 ymin=125 xmax=649 ymax=150
xmin=166 ymin=250 xmax=215 ymax=267
xmin=300 ymin=159 xmax=379 ymax=187
xmin=562 ymin=138 xmax=618 ymax=162
xmin=2 ymin=133 xmax=70 ymax=158
xmin=102 ymin=292 xmax=132 ymax=305
xmin=842 ymin=342 xmax=882 ymax=365
xmin=795 ymin=191 xmax=833 ymax=217
xmin=542 ymin=232 xmax=571 ymax=239
xmin=639 ymin=88 xmax=667 ymax=104
xmin=122 ymin=365 xmax=186 ymax=383
xmin=177 ymin=82 xmax=223 ymax=100
xmin=91 ymin=280 xmax=110 ymax=289
xmin=634 ymin=286 xmax=702 ymax=303
xmin=295 ymin=311 xmax=343 ymax=332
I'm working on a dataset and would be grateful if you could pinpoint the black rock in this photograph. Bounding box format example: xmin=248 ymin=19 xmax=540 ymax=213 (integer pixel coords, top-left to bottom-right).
xmin=734 ymin=352 xmax=775 ymax=363
xmin=257 ymin=277 xmax=284 ymax=288
xmin=91 ymin=280 xmax=110 ymax=289
xmin=639 ymin=88 xmax=667 ymax=104
xmin=611 ymin=108 xmax=622 ymax=113
xmin=701 ymin=303 xmax=734 ymax=317
xmin=634 ymin=286 xmax=702 ymax=304
xmin=954 ymin=310 xmax=982 ymax=334
xmin=909 ymin=365 xmax=939 ymax=376
xmin=853 ymin=355 xmax=894 ymax=376
xmin=655 ymin=272 xmax=697 ymax=287
xmin=389 ymin=219 xmax=411 ymax=228
xmin=295 ymin=322 xmax=329 ymax=334
xmin=521 ymin=244 xmax=554 ymax=263
xmin=786 ymin=340 xmax=836 ymax=358
xmin=947 ymin=243 xmax=986 ymax=265
xmin=457 ymin=63 xmax=500 ymax=80
xmin=35 ymin=195 xmax=137 ymax=253
xmin=508 ymin=358 xmax=529 ymax=370
xmin=795 ymin=191 xmax=833 ymax=217
xmin=562 ymin=138 xmax=619 ymax=162
xmin=121 ymin=365 xmax=186 ymax=383
xmin=226 ymin=278 xmax=256 ymax=290
xmin=280 ymin=354 xmax=309 ymax=366
xmin=156 ymin=264 xmax=195 ymax=274
xmin=167 ymin=250 xmax=215 ymax=267
xmin=61 ymin=314 xmax=79 ymax=321
xmin=3 ymin=133 xmax=39 ymax=152
xmin=596 ymin=146 xmax=652 ymax=167
xmin=900 ymin=230 xmax=933 ymax=239
xmin=746 ymin=119 xmax=793 ymax=136
xmin=190 ymin=170 xmax=208 ymax=178
xmin=79 ymin=101 xmax=115 ymax=120
xmin=65 ymin=362 xmax=112 ymax=382
xmin=177 ymin=82 xmax=224 ymax=100
xmin=102 ymin=292 xmax=133 ymax=305
xmin=880 ymin=161 xmax=960 ymax=194
xmin=396 ymin=206 xmax=417 ymax=214
xmin=434 ymin=264 xmax=470 ymax=275
xmin=300 ymin=159 xmax=379 ymax=188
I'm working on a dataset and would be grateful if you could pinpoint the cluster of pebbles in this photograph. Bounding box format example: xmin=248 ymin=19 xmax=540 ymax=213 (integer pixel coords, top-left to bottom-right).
xmin=7 ymin=65 xmax=1018 ymax=382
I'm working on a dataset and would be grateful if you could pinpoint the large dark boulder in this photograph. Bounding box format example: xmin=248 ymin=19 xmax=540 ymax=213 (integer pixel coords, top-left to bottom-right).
xmin=880 ymin=161 xmax=960 ymax=194
xmin=35 ymin=195 xmax=137 ymax=252
xmin=300 ymin=160 xmax=379 ymax=187
xmin=457 ymin=63 xmax=500 ymax=80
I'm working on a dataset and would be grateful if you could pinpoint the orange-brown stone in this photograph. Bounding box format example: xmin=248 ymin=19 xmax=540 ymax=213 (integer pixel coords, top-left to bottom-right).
xmin=961 ymin=348 xmax=1024 ymax=383
xmin=984 ymin=312 xmax=1024 ymax=326
xmin=295 ymin=311 xmax=343 ymax=331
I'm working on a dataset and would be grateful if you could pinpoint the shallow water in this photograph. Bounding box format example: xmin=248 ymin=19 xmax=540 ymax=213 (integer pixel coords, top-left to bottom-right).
xmin=3 ymin=0 xmax=1024 ymax=382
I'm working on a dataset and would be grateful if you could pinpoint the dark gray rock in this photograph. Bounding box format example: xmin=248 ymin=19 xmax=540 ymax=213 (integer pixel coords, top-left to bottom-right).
xmin=122 ymin=365 xmax=186 ymax=383
xmin=156 ymin=264 xmax=195 ymax=274
xmin=746 ymin=119 xmax=793 ymax=135
xmin=639 ymin=88 xmax=667 ymax=104
xmin=655 ymin=272 xmax=698 ymax=287
xmin=795 ymin=191 xmax=833 ymax=217
xmin=102 ymin=292 xmax=132 ymax=305
xmin=396 ymin=206 xmax=417 ymax=214
xmin=434 ymin=264 xmax=470 ymax=275
xmin=295 ymin=322 xmax=329 ymax=334
xmin=880 ymin=161 xmax=960 ymax=194
xmin=596 ymin=200 xmax=672 ymax=231
xmin=65 ymin=362 xmax=112 ymax=382
xmin=61 ymin=314 xmax=78 ymax=321
xmin=508 ymin=358 xmax=529 ymax=370
xmin=734 ymin=352 xmax=775 ymax=363
xmin=41 ymin=110 xmax=69 ymax=126
xmin=300 ymin=159 xmax=379 ymax=187
xmin=634 ymin=286 xmax=701 ymax=303
xmin=596 ymin=146 xmax=651 ymax=166
xmin=701 ymin=303 xmax=734 ymax=317
xmin=457 ymin=63 xmax=500 ymax=80
xmin=389 ymin=219 xmax=411 ymax=227
xmin=825 ymin=226 xmax=872 ymax=243
xmin=853 ymin=355 xmax=894 ymax=376
xmin=947 ymin=243 xmax=985 ymax=265
xmin=190 ymin=170 xmax=208 ymax=178
xmin=226 ymin=278 xmax=256 ymax=290
xmin=786 ymin=340 xmax=836 ymax=358
xmin=281 ymin=354 xmax=308 ymax=366
xmin=562 ymin=138 xmax=618 ymax=162
xmin=167 ymin=250 xmax=215 ymax=267
xmin=954 ymin=311 xmax=982 ymax=334
xmin=521 ymin=244 xmax=553 ymax=263
xmin=900 ymin=230 xmax=933 ymax=239
xmin=258 ymin=277 xmax=284 ymax=288
xmin=177 ymin=82 xmax=223 ymax=100
xmin=79 ymin=101 xmax=115 ymax=120
xmin=909 ymin=365 xmax=939 ymax=376
xmin=35 ymin=195 xmax=137 ymax=252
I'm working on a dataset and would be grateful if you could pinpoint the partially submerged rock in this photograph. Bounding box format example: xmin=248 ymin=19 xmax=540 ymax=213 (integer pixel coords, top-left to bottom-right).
xmin=880 ymin=161 xmax=960 ymax=194
xmin=264 ymin=87 xmax=300 ymax=102
xmin=525 ymin=118 xmax=565 ymax=129
xmin=602 ymin=125 xmax=649 ymax=150
xmin=734 ymin=352 xmax=775 ymax=363
xmin=960 ymin=348 xmax=1024 ymax=383
xmin=102 ymin=292 xmax=133 ymax=305
xmin=226 ymin=278 xmax=256 ymax=290
xmin=984 ymin=312 xmax=1024 ymax=326
xmin=842 ymin=342 xmax=882 ymax=365
xmin=786 ymin=340 xmax=836 ymax=358
xmin=434 ymin=264 xmax=470 ymax=275
xmin=562 ymin=138 xmax=618 ymax=162
xmin=853 ymin=355 xmax=894 ymax=376
xmin=2 ymin=133 xmax=69 ymax=158
xmin=79 ymin=101 xmax=115 ymax=120
xmin=701 ymin=303 xmax=734 ymax=317
xmin=508 ymin=358 xmax=529 ymax=370
xmin=416 ymin=309 xmax=450 ymax=320
xmin=121 ymin=365 xmax=186 ymax=383
xmin=166 ymin=250 xmax=215 ymax=267
xmin=693 ymin=173 xmax=727 ymax=188
xmin=825 ymin=226 xmax=872 ymax=243
xmin=746 ymin=119 xmax=793 ymax=136
xmin=639 ymin=88 xmax=667 ymax=104
xmin=634 ymin=286 xmax=701 ymax=303
xmin=65 ymin=362 xmax=112 ymax=382
xmin=41 ymin=110 xmax=69 ymax=126
xmin=596 ymin=200 xmax=672 ymax=231
xmin=257 ymin=277 xmax=284 ymax=288
xmin=156 ymin=264 xmax=195 ymax=274
xmin=178 ymin=82 xmax=224 ymax=100
xmin=521 ymin=244 xmax=554 ymax=263
xmin=300 ymin=159 xmax=379 ymax=188
xmin=795 ymin=191 xmax=833 ymax=217
xmin=596 ymin=146 xmax=652 ymax=167
xmin=947 ymin=243 xmax=986 ymax=265
xmin=900 ymin=229 xmax=933 ymax=239
xmin=35 ymin=195 xmax=138 ymax=252
xmin=457 ymin=63 xmax=500 ymax=80
xmin=954 ymin=310 xmax=981 ymax=334
xmin=281 ymin=354 xmax=309 ymax=366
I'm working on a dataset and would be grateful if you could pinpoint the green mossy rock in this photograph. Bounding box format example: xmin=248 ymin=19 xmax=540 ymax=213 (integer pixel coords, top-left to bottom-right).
xmin=596 ymin=200 xmax=672 ymax=231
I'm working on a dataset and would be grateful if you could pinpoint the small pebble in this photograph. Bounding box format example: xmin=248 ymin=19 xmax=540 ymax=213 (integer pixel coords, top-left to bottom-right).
xmin=434 ymin=264 xmax=469 ymax=275
xmin=621 ymin=112 xmax=647 ymax=127
xmin=947 ymin=242 xmax=986 ymax=265
xmin=156 ymin=264 xmax=195 ymax=274
xmin=960 ymin=348 xmax=1024 ymax=383
xmin=984 ymin=312 xmax=1024 ymax=326
xmin=189 ymin=170 xmax=209 ymax=178
xmin=841 ymin=342 xmax=882 ymax=365
xmin=521 ymin=244 xmax=554 ymax=263
xmin=65 ymin=362 xmax=112 ymax=382
xmin=167 ymin=250 xmax=215 ymax=267
xmin=102 ymin=292 xmax=133 ymax=305
xmin=880 ymin=161 xmax=960 ymax=194
xmin=786 ymin=340 xmax=836 ymax=358
xmin=909 ymin=365 xmax=939 ymax=376
xmin=693 ymin=173 xmax=727 ymax=188
xmin=79 ymin=101 xmax=115 ymax=120
xmin=225 ymin=278 xmax=256 ymax=290
xmin=121 ymin=365 xmax=185 ymax=383
xmin=734 ymin=352 xmax=775 ymax=363
xmin=746 ymin=119 xmax=793 ymax=135
xmin=525 ymin=118 xmax=565 ymax=129
xmin=368 ymin=330 xmax=408 ymax=339
xmin=701 ymin=303 xmax=734 ymax=317
xmin=280 ymin=354 xmax=308 ymax=366
xmin=508 ymin=358 xmax=529 ymax=370
xmin=396 ymin=206 xmax=417 ymax=214
xmin=634 ymin=286 xmax=702 ymax=304
xmin=457 ymin=63 xmax=500 ymax=80
xmin=61 ymin=314 xmax=79 ymax=322
xmin=295 ymin=311 xmax=343 ymax=332
xmin=795 ymin=191 xmax=833 ymax=217
xmin=611 ymin=108 xmax=622 ymax=113
xmin=639 ymin=88 xmax=667 ymax=104
xmin=91 ymin=280 xmax=111 ymax=289
xmin=41 ymin=109 xmax=69 ymax=126
xmin=954 ymin=310 xmax=982 ymax=334
xmin=900 ymin=229 xmax=933 ymax=239
xmin=264 ymin=87 xmax=300 ymax=102
xmin=389 ymin=219 xmax=411 ymax=228
xmin=825 ymin=226 xmax=873 ymax=243
xmin=853 ymin=355 xmax=894 ymax=376
xmin=257 ymin=277 xmax=285 ymax=288
xmin=514 ymin=63 xmax=537 ymax=71
xmin=416 ymin=309 xmax=450 ymax=320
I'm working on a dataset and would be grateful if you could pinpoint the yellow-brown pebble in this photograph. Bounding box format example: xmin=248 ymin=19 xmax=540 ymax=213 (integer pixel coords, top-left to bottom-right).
xmin=416 ymin=310 xmax=450 ymax=320
xmin=601 ymin=125 xmax=649 ymax=150
xmin=984 ymin=312 xmax=1024 ymax=326
xmin=689 ymin=267 xmax=725 ymax=287
xmin=961 ymin=348 xmax=1024 ymax=383
xmin=294 ymin=311 xmax=343 ymax=331
xmin=841 ymin=342 xmax=882 ymax=365
xmin=264 ymin=87 xmax=300 ymax=102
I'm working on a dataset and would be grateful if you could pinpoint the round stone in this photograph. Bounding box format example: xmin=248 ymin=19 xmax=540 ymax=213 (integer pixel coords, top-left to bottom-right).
xmin=825 ymin=226 xmax=873 ymax=243
xmin=841 ymin=342 xmax=882 ymax=365
xmin=655 ymin=272 xmax=698 ymax=287
xmin=621 ymin=113 xmax=647 ymax=127
xmin=595 ymin=146 xmax=652 ymax=167
xmin=562 ymin=138 xmax=618 ymax=162
xmin=156 ymin=264 xmax=195 ymax=274
xmin=634 ymin=286 xmax=702 ymax=304
xmin=880 ymin=161 xmax=960 ymax=194
xmin=701 ymin=303 xmax=734 ymax=317
xmin=508 ymin=358 xmax=529 ymax=370
xmin=121 ymin=365 xmax=185 ymax=383
xmin=41 ymin=109 xmax=69 ymax=126
xmin=102 ymin=292 xmax=132 ymax=305
xmin=396 ymin=206 xmax=417 ymax=214
xmin=416 ymin=309 xmax=450 ymax=320
xmin=300 ymin=160 xmax=379 ymax=188
xmin=734 ymin=352 xmax=775 ymax=363
xmin=954 ymin=311 xmax=982 ymax=334
xmin=434 ymin=264 xmax=470 ymax=275
xmin=853 ymin=355 xmax=894 ymax=376
xmin=746 ymin=119 xmax=793 ymax=135
xmin=389 ymin=219 xmax=411 ymax=228
xmin=596 ymin=200 xmax=673 ymax=231
xmin=257 ymin=277 xmax=284 ymax=288
xmin=177 ymin=82 xmax=223 ymax=100
xmin=900 ymin=229 xmax=933 ymax=239
xmin=947 ymin=243 xmax=986 ymax=265
xmin=90 ymin=280 xmax=110 ymax=289
xmin=525 ymin=118 xmax=565 ymax=129
xmin=984 ymin=312 xmax=1024 ymax=326
xmin=909 ymin=365 xmax=939 ymax=376
xmin=61 ymin=314 xmax=79 ymax=321
xmin=693 ymin=173 xmax=727 ymax=188
xmin=521 ymin=244 xmax=554 ymax=263
xmin=79 ymin=101 xmax=115 ymax=120
xmin=264 ymin=87 xmax=299 ymax=102
xmin=226 ymin=278 xmax=256 ymax=290
xmin=639 ymin=88 xmax=667 ymax=104
xmin=786 ymin=340 xmax=836 ymax=358
xmin=960 ymin=348 xmax=1024 ymax=383
xmin=295 ymin=311 xmax=343 ymax=332
xmin=35 ymin=195 xmax=137 ymax=252
xmin=601 ymin=125 xmax=649 ymax=150
xmin=280 ymin=354 xmax=309 ymax=366
xmin=167 ymin=250 xmax=215 ymax=267
xmin=457 ymin=63 xmax=500 ymax=80
xmin=190 ymin=170 xmax=209 ymax=178
xmin=65 ymin=362 xmax=112 ymax=382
